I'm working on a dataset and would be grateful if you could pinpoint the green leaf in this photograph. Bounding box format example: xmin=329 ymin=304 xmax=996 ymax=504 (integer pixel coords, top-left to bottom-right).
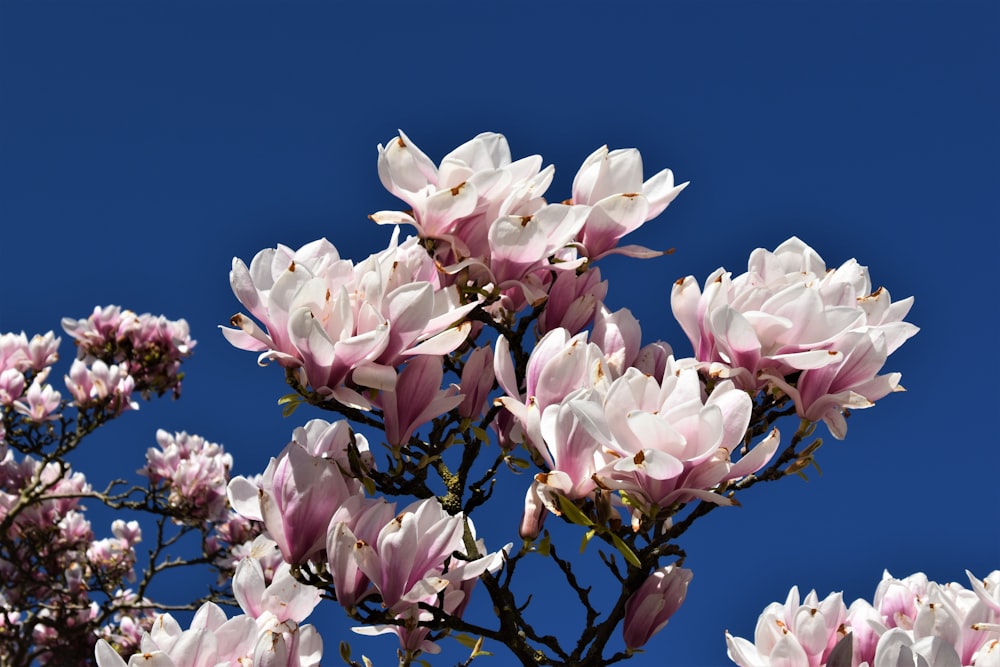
xmin=506 ymin=456 xmax=531 ymax=470
xmin=339 ymin=641 xmax=352 ymax=664
xmin=471 ymin=426 xmax=491 ymax=444
xmin=278 ymin=392 xmax=302 ymax=417
xmin=452 ymin=633 xmax=479 ymax=649
xmin=536 ymin=531 xmax=552 ymax=557
xmin=556 ymin=495 xmax=594 ymax=527
xmin=580 ymin=528 xmax=596 ymax=554
xmin=610 ymin=533 xmax=642 ymax=568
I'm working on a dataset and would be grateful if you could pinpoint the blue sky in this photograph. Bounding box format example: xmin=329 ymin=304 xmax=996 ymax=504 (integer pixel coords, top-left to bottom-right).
xmin=1 ymin=2 xmax=997 ymax=665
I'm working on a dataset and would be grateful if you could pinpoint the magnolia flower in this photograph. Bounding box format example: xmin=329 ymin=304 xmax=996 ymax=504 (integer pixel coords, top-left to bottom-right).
xmin=94 ymin=602 xmax=322 ymax=667
xmin=96 ymin=544 xmax=324 ymax=667
xmin=672 ymin=237 xmax=917 ymax=438
xmin=458 ymin=343 xmax=496 ymax=419
xmin=64 ymin=358 xmax=138 ymax=414
xmin=623 ymin=565 xmax=693 ymax=649
xmin=12 ymin=379 xmax=61 ymax=422
xmin=223 ymin=230 xmax=474 ymax=409
xmin=326 ymin=495 xmax=397 ymax=608
xmin=290 ymin=417 xmax=373 ymax=475
xmin=347 ymin=497 xmax=499 ymax=612
xmin=233 ymin=559 xmax=322 ymax=625
xmin=339 ymin=497 xmax=507 ymax=655
xmin=571 ymin=145 xmax=687 ymax=260
xmin=228 ymin=442 xmax=363 ymax=564
xmin=495 ymin=327 xmax=613 ymax=452
xmin=377 ymin=355 xmax=463 ymax=446
xmin=536 ymin=267 xmax=609 ymax=335
xmin=0 ymin=367 xmax=26 ymax=405
xmin=372 ymin=131 xmax=553 ymax=262
xmin=601 ymin=364 xmax=779 ymax=518
xmin=591 ymin=304 xmax=643 ymax=376
xmin=0 ymin=332 xmax=31 ymax=373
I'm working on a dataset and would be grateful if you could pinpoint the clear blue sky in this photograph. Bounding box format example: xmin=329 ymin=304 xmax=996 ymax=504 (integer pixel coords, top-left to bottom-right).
xmin=1 ymin=2 xmax=997 ymax=665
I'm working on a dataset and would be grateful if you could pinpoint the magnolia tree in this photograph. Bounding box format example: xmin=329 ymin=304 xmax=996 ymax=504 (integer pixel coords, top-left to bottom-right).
xmin=1 ymin=131 xmax=995 ymax=667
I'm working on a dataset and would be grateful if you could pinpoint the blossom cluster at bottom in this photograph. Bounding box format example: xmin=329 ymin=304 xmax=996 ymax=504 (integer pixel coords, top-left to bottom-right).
xmin=94 ymin=540 xmax=323 ymax=667
xmin=726 ymin=570 xmax=1000 ymax=667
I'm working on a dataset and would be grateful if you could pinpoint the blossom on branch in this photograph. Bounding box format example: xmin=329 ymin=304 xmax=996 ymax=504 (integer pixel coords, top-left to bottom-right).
xmin=141 ymin=430 xmax=233 ymax=522
xmin=335 ymin=497 xmax=507 ymax=656
xmin=61 ymin=305 xmax=195 ymax=399
xmin=623 ymin=564 xmax=693 ymax=650
xmin=228 ymin=441 xmax=362 ymax=565
xmin=222 ymin=230 xmax=474 ymax=409
xmin=671 ymin=237 xmax=917 ymax=438
xmin=726 ymin=570 xmax=1000 ymax=667
xmin=572 ymin=144 xmax=688 ymax=260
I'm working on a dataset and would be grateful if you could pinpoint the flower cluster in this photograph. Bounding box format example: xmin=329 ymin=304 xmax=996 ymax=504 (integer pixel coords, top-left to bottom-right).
xmin=1 ymin=331 xmax=64 ymax=427
xmin=62 ymin=305 xmax=195 ymax=399
xmin=0 ymin=313 xmax=260 ymax=665
xmin=211 ymin=131 xmax=924 ymax=663
xmin=0 ymin=447 xmax=147 ymax=663
xmin=140 ymin=430 xmax=233 ymax=522
xmin=226 ymin=420 xmax=507 ymax=656
xmin=726 ymin=570 xmax=1000 ymax=667
xmin=497 ymin=314 xmax=780 ymax=536
xmin=372 ymin=132 xmax=685 ymax=321
xmin=222 ymin=231 xmax=476 ymax=409
xmin=672 ymin=237 xmax=918 ymax=438
xmin=96 ymin=541 xmax=323 ymax=667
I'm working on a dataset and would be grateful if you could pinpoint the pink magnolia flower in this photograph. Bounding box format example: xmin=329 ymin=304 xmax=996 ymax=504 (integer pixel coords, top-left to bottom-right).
xmin=475 ymin=203 xmax=590 ymax=305
xmin=12 ymin=379 xmax=61 ymax=422
xmin=24 ymin=331 xmax=60 ymax=371
xmin=222 ymin=230 xmax=474 ymax=409
xmin=672 ymin=237 xmax=917 ymax=438
xmin=96 ymin=545 xmax=324 ymax=667
xmin=458 ymin=343 xmax=495 ymax=419
xmin=727 ymin=586 xmax=847 ymax=667
xmin=93 ymin=602 xmax=318 ymax=667
xmin=252 ymin=621 xmax=323 ymax=667
xmin=571 ymin=145 xmax=687 ymax=260
xmin=0 ymin=367 xmax=26 ymax=405
xmin=536 ymin=267 xmax=609 ymax=335
xmin=377 ymin=355 xmax=463 ymax=446
xmin=601 ymin=363 xmax=779 ymax=518
xmin=495 ymin=327 xmax=613 ymax=452
xmin=290 ymin=417 xmax=374 ymax=476
xmin=325 ymin=494 xmax=397 ymax=608
xmin=623 ymin=564 xmax=693 ymax=650
xmin=591 ymin=304 xmax=643 ymax=376
xmin=530 ymin=387 xmax=617 ymax=502
xmin=292 ymin=419 xmax=375 ymax=475
xmin=372 ymin=131 xmax=553 ymax=262
xmin=64 ymin=358 xmax=138 ymax=415
xmin=233 ymin=558 xmax=322 ymax=625
xmin=341 ymin=497 xmax=507 ymax=655
xmin=347 ymin=497 xmax=495 ymax=612
xmin=228 ymin=442 xmax=362 ymax=564
xmin=0 ymin=332 xmax=32 ymax=373
xmin=764 ymin=331 xmax=904 ymax=439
